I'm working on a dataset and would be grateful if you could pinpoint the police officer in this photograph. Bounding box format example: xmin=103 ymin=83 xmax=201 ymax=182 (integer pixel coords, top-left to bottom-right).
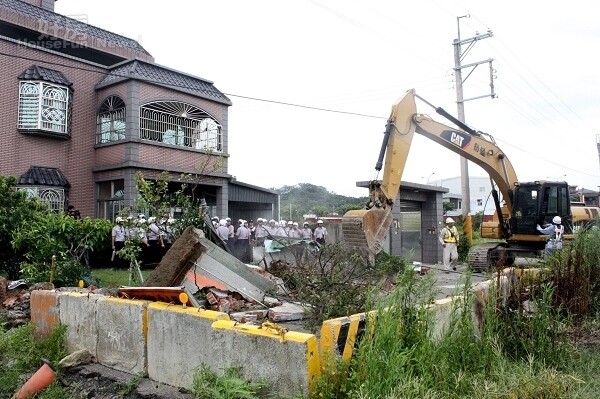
xmin=314 ymin=220 xmax=328 ymax=245
xmin=111 ymin=217 xmax=127 ymax=267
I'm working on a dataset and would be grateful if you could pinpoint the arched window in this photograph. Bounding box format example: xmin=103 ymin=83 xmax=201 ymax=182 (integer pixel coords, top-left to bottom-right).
xmin=139 ymin=101 xmax=222 ymax=152
xmin=97 ymin=96 xmax=126 ymax=143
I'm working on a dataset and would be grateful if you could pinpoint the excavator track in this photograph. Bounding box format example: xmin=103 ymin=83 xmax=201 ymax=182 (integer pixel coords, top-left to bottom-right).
xmin=468 ymin=243 xmax=515 ymax=273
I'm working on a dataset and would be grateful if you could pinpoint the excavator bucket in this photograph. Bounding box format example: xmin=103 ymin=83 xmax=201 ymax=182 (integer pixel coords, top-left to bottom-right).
xmin=342 ymin=207 xmax=393 ymax=255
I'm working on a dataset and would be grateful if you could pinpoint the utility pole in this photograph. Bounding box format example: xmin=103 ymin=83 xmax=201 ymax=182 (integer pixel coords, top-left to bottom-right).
xmin=453 ymin=15 xmax=495 ymax=217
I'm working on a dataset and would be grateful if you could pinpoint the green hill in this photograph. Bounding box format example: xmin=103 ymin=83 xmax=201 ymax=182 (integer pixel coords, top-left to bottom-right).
xmin=274 ymin=183 xmax=368 ymax=221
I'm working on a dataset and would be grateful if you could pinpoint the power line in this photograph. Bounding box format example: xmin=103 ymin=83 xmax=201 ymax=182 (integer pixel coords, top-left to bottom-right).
xmin=2 ymin=49 xmax=596 ymax=180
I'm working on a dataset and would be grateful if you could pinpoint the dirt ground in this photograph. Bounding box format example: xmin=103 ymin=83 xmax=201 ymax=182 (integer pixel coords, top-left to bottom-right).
xmin=48 ymin=363 xmax=194 ymax=399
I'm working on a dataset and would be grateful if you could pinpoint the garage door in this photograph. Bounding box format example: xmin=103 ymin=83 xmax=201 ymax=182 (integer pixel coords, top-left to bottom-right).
xmin=400 ymin=201 xmax=422 ymax=262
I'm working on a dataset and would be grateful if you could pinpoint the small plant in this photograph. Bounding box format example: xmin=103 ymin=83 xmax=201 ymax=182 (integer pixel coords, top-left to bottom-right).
xmin=0 ymin=323 xmax=67 ymax=396
xmin=117 ymin=373 xmax=143 ymax=396
xmin=191 ymin=364 xmax=267 ymax=399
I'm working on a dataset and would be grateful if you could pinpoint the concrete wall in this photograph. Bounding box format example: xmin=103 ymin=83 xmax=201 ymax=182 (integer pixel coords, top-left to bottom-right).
xmin=31 ymin=273 xmax=515 ymax=396
xmin=31 ymin=290 xmax=320 ymax=397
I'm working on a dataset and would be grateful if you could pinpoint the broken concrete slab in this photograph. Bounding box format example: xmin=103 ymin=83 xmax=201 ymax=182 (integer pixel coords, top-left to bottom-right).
xmin=268 ymin=302 xmax=306 ymax=322
xmin=145 ymin=226 xmax=276 ymax=304
xmin=58 ymin=349 xmax=93 ymax=369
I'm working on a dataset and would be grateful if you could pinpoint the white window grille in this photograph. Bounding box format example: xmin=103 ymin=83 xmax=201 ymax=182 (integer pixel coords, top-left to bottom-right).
xmin=140 ymin=101 xmax=222 ymax=152
xmin=97 ymin=96 xmax=126 ymax=143
xmin=18 ymin=81 xmax=70 ymax=134
xmin=19 ymin=186 xmax=65 ymax=212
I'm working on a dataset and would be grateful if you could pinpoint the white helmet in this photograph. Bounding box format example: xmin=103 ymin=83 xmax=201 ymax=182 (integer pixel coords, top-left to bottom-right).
xmin=219 ymin=219 xmax=227 ymax=226
xmin=303 ymin=222 xmax=309 ymax=226
xmin=317 ymin=220 xmax=323 ymax=224
xmin=446 ymin=217 xmax=455 ymax=224
xmin=293 ymin=222 xmax=299 ymax=227
xmin=552 ymin=216 xmax=562 ymax=224
xmin=269 ymin=219 xmax=276 ymax=224
xmin=115 ymin=216 xmax=124 ymax=223
xmin=148 ymin=216 xmax=156 ymax=223
xmin=287 ymin=221 xmax=293 ymax=225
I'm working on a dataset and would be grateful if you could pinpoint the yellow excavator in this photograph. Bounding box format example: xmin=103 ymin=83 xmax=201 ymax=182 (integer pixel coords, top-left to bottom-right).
xmin=343 ymin=89 xmax=600 ymax=271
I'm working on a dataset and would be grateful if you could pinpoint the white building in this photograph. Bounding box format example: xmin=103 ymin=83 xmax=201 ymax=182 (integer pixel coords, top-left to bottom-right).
xmin=430 ymin=176 xmax=496 ymax=216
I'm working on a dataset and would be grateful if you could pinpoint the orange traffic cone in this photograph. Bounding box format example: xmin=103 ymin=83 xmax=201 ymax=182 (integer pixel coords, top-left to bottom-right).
xmin=14 ymin=358 xmax=56 ymax=399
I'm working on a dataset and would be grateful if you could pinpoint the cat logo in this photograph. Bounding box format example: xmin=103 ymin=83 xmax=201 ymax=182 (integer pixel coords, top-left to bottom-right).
xmin=441 ymin=130 xmax=471 ymax=149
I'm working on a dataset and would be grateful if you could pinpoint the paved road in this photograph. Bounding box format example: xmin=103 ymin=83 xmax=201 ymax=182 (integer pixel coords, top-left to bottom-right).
xmin=423 ymin=263 xmax=489 ymax=300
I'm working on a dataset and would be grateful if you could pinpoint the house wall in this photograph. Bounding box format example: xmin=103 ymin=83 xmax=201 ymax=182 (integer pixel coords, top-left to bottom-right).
xmin=0 ymin=37 xmax=107 ymax=216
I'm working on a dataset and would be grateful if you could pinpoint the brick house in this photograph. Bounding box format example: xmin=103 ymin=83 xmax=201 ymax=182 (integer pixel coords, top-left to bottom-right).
xmin=0 ymin=0 xmax=278 ymax=222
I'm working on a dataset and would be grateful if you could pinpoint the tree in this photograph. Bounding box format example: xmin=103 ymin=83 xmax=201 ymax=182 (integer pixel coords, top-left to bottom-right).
xmin=443 ymin=201 xmax=455 ymax=213
xmin=0 ymin=176 xmax=47 ymax=279
xmin=11 ymin=211 xmax=111 ymax=286
xmin=277 ymin=183 xmax=368 ymax=220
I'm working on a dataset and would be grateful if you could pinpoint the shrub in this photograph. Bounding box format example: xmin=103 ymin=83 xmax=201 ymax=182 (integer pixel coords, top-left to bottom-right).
xmin=11 ymin=212 xmax=111 ymax=286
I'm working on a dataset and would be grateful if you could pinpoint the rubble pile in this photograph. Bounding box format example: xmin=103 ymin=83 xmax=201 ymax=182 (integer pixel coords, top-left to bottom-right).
xmin=143 ymin=226 xmax=308 ymax=328
xmin=1 ymin=279 xmax=32 ymax=329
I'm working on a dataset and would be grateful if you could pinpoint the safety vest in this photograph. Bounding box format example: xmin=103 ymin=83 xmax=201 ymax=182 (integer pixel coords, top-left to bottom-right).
xmin=552 ymin=225 xmax=564 ymax=242
xmin=443 ymin=226 xmax=458 ymax=243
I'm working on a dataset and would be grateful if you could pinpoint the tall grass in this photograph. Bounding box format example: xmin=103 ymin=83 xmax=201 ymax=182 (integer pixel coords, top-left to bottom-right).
xmin=312 ymin=265 xmax=581 ymax=399
xmin=0 ymin=323 xmax=67 ymax=397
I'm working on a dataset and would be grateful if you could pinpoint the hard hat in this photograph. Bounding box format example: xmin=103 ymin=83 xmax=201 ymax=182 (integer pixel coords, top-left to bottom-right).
xmin=138 ymin=213 xmax=145 ymax=219
xmin=219 ymin=219 xmax=227 ymax=226
xmin=317 ymin=220 xmax=323 ymax=224
xmin=225 ymin=217 xmax=231 ymax=222
xmin=115 ymin=217 xmax=123 ymax=223
xmin=127 ymin=215 xmax=134 ymax=220
xmin=269 ymin=219 xmax=276 ymax=224
xmin=287 ymin=221 xmax=293 ymax=225
xmin=212 ymin=216 xmax=219 ymax=221
xmin=293 ymin=222 xmax=298 ymax=227
xmin=552 ymin=216 xmax=562 ymax=224
xmin=303 ymin=222 xmax=308 ymax=225
xmin=147 ymin=216 xmax=156 ymax=223
xmin=446 ymin=217 xmax=455 ymax=224
xmin=257 ymin=218 xmax=264 ymax=223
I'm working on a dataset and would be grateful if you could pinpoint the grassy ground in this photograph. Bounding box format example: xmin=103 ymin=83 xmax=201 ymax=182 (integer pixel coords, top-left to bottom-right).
xmin=90 ymin=268 xmax=152 ymax=288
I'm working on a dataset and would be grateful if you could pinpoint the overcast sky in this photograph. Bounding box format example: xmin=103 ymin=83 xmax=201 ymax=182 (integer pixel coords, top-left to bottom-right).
xmin=57 ymin=0 xmax=600 ymax=197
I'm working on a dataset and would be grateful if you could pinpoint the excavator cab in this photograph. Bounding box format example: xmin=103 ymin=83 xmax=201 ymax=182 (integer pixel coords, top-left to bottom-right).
xmin=510 ymin=181 xmax=572 ymax=235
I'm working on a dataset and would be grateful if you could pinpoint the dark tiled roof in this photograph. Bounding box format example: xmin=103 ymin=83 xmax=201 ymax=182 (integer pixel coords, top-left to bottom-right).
xmin=18 ymin=65 xmax=73 ymax=86
xmin=0 ymin=0 xmax=150 ymax=55
xmin=19 ymin=166 xmax=70 ymax=187
xmin=97 ymin=60 xmax=232 ymax=105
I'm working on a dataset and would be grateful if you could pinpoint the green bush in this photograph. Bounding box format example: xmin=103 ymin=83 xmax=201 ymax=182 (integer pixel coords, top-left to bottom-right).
xmin=11 ymin=212 xmax=111 ymax=286
xmin=0 ymin=175 xmax=48 ymax=279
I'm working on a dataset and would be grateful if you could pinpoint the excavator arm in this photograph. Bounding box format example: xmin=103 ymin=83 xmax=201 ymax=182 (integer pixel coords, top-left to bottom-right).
xmin=342 ymin=89 xmax=519 ymax=256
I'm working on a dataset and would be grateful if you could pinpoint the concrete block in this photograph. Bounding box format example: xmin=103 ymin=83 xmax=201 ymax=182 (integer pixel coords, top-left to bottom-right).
xmin=58 ymin=292 xmax=103 ymax=356
xmin=30 ymin=290 xmax=60 ymax=338
xmin=57 ymin=293 xmax=148 ymax=375
xmin=211 ymin=320 xmax=320 ymax=397
xmin=96 ymin=297 xmax=148 ymax=374
xmin=320 ymin=312 xmax=369 ymax=362
xmin=268 ymin=302 xmax=305 ymax=322
xmin=146 ymin=302 xmax=229 ymax=389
